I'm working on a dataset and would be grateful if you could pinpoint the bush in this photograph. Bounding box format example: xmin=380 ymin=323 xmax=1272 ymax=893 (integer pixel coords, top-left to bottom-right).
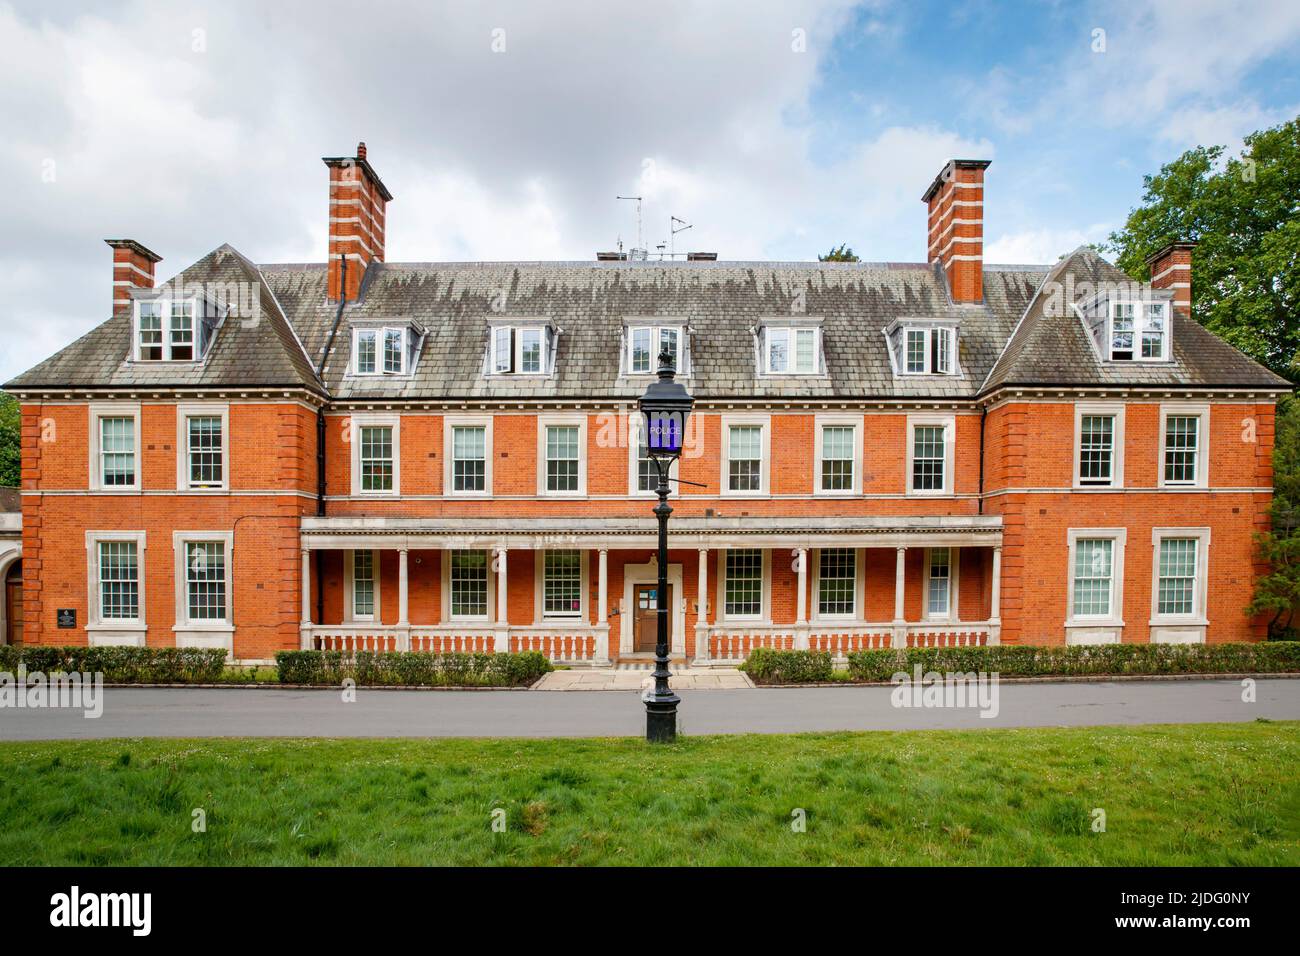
xmin=0 ymin=645 xmax=226 ymax=683
xmin=274 ymin=650 xmax=552 ymax=687
xmin=843 ymin=642 xmax=1300 ymax=682
xmin=740 ymin=648 xmax=833 ymax=684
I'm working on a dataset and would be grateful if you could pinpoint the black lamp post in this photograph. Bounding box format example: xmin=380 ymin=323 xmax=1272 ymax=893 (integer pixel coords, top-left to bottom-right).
xmin=637 ymin=346 xmax=694 ymax=743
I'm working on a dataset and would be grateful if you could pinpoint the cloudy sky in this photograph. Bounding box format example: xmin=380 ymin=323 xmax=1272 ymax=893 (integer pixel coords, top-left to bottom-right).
xmin=2 ymin=0 xmax=1299 ymax=381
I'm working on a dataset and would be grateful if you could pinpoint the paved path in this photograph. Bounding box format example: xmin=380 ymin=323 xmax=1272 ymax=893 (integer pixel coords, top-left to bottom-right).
xmin=1 ymin=678 xmax=1296 ymax=739
xmin=535 ymin=667 xmax=753 ymax=691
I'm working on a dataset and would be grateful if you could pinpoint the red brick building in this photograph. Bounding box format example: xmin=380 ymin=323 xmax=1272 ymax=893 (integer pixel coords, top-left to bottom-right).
xmin=4 ymin=147 xmax=1289 ymax=663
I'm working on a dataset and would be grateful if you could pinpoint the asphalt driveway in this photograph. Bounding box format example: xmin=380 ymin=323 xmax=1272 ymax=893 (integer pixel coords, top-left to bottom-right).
xmin=1 ymin=677 xmax=1296 ymax=739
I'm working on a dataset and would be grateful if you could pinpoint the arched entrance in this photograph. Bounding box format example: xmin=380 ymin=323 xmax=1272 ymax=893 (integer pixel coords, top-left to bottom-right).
xmin=0 ymin=556 xmax=20 ymax=646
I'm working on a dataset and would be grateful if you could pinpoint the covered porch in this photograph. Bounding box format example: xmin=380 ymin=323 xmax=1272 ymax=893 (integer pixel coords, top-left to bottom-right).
xmin=298 ymin=515 xmax=1003 ymax=666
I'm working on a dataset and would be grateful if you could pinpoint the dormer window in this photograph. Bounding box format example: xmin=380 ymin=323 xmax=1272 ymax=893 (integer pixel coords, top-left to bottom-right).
xmin=1109 ymin=301 xmax=1168 ymax=362
xmin=627 ymin=325 xmax=684 ymax=374
xmin=353 ymin=326 xmax=410 ymax=376
xmin=134 ymin=298 xmax=213 ymax=363
xmin=890 ymin=323 xmax=957 ymax=376
xmin=488 ymin=324 xmax=553 ymax=376
xmin=760 ymin=322 xmax=822 ymax=375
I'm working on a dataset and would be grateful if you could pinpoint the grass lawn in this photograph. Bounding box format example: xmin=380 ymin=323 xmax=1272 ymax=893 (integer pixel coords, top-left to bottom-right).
xmin=1 ymin=722 xmax=1297 ymax=865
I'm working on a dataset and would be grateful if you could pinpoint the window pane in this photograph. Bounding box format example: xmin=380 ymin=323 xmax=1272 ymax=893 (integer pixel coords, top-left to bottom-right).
xmin=353 ymin=550 xmax=374 ymax=617
xmin=659 ymin=327 xmax=680 ymax=371
xmin=187 ymin=416 xmax=223 ymax=487
xmin=1142 ymin=302 xmax=1166 ymax=358
xmin=906 ymin=329 xmax=926 ymax=373
xmin=543 ymin=550 xmax=582 ymax=616
xmin=383 ymin=329 xmax=403 ymax=373
xmin=1073 ymin=538 xmax=1113 ymax=616
xmin=820 ymin=425 xmax=854 ymax=491
xmin=452 ymin=425 xmax=486 ymax=492
xmin=520 ymin=328 xmax=543 ymax=373
xmin=728 ymin=425 xmax=762 ymax=491
xmin=356 ymin=331 xmax=377 ymax=374
xmin=186 ymin=541 xmax=226 ymax=621
xmin=169 ymin=301 xmax=194 ymax=360
xmin=818 ymin=548 xmax=855 ymax=616
xmin=546 ymin=425 xmax=579 ymax=491
xmin=98 ymin=541 xmax=138 ymax=619
xmin=1164 ymin=416 xmax=1198 ymax=484
xmin=725 ymin=549 xmax=763 ymax=616
xmin=912 ymin=425 xmax=945 ymax=491
xmin=450 ymin=550 xmax=488 ymax=617
xmin=100 ymin=417 xmax=135 ymax=486
xmin=360 ymin=425 xmax=393 ymax=491
xmin=767 ymin=329 xmax=788 ymax=373
xmin=630 ymin=328 xmax=652 ymax=374
xmin=1112 ymin=303 xmax=1134 ymax=355
xmin=1079 ymin=415 xmax=1114 ymax=484
xmin=927 ymin=548 xmax=951 ymax=616
xmin=138 ymin=302 xmax=163 ymax=360
xmin=1158 ymin=538 xmax=1197 ymax=616
xmin=933 ymin=328 xmax=952 ymax=373
xmin=493 ymin=327 xmax=512 ymax=373
xmin=795 ymin=329 xmax=816 ymax=373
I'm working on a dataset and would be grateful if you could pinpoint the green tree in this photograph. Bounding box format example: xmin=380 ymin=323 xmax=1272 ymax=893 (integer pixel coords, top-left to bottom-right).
xmin=0 ymin=392 xmax=18 ymax=487
xmin=818 ymin=243 xmax=860 ymax=262
xmin=1249 ymin=397 xmax=1300 ymax=637
xmin=1104 ymin=116 xmax=1300 ymax=378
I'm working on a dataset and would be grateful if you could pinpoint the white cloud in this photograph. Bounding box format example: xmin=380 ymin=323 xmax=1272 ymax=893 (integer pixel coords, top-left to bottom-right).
xmin=984 ymin=224 xmax=1111 ymax=266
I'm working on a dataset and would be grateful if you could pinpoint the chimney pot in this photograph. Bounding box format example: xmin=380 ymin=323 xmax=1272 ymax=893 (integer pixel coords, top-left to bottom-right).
xmin=357 ymin=141 xmax=367 ymax=160
xmin=922 ymin=158 xmax=990 ymax=304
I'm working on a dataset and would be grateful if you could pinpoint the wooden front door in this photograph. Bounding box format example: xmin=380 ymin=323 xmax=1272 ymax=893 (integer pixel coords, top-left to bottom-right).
xmin=633 ymin=584 xmax=672 ymax=652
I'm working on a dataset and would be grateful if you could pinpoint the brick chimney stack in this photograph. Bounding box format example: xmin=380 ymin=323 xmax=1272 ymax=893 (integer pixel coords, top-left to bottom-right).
xmin=922 ymin=159 xmax=991 ymax=304
xmin=105 ymin=239 xmax=162 ymax=313
xmin=1146 ymin=241 xmax=1196 ymax=315
xmin=323 ymin=140 xmax=394 ymax=301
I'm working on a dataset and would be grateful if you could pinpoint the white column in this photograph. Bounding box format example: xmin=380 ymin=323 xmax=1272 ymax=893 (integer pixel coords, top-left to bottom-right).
xmin=495 ymin=548 xmax=508 ymax=624
xmin=795 ymin=548 xmax=808 ymax=625
xmin=990 ymin=546 xmax=1002 ymax=621
xmin=695 ymin=548 xmax=709 ymax=662
xmin=597 ymin=549 xmax=608 ymax=624
xmin=300 ymin=548 xmax=312 ymax=625
xmin=398 ymin=549 xmax=409 ymax=625
xmin=893 ymin=547 xmax=907 ymax=622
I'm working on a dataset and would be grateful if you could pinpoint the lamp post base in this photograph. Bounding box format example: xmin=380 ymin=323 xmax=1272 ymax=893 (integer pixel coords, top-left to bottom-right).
xmin=645 ymin=693 xmax=680 ymax=743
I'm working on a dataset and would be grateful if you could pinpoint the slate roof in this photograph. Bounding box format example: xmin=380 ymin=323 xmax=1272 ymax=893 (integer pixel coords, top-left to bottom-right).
xmin=8 ymin=244 xmax=1288 ymax=400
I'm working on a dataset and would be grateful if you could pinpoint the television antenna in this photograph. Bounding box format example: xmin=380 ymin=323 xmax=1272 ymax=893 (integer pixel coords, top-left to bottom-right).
xmin=616 ymin=196 xmax=645 ymax=259
xmin=669 ymin=216 xmax=693 ymax=259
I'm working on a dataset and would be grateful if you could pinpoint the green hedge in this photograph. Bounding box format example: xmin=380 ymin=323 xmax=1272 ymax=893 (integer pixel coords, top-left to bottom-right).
xmin=274 ymin=650 xmax=553 ymax=687
xmin=0 ymin=645 xmax=227 ymax=683
xmin=739 ymin=648 xmax=833 ymax=684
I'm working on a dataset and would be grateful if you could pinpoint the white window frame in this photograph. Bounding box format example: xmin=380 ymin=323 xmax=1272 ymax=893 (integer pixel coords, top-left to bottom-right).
xmin=487 ymin=324 xmax=551 ymax=376
xmin=717 ymin=548 xmax=770 ymax=623
xmin=814 ymin=415 xmax=862 ymax=496
xmin=1065 ymin=528 xmax=1127 ymax=627
xmin=1150 ymin=527 xmax=1210 ymax=626
xmin=443 ymin=415 xmax=493 ymax=497
xmin=898 ymin=325 xmax=957 ymax=376
xmin=534 ymin=548 xmax=589 ymax=622
xmin=627 ymin=325 xmax=685 ymax=375
xmin=811 ymin=547 xmax=862 ymax=621
xmin=1158 ymin=404 xmax=1209 ymax=489
xmin=345 ymin=548 xmax=381 ymax=623
xmin=352 ymin=326 xmax=408 ymax=376
xmin=133 ymin=297 xmax=203 ymax=363
xmin=89 ymin=403 xmax=142 ymax=492
xmin=175 ymin=403 xmax=229 ymax=492
xmin=905 ymin=413 xmax=955 ymax=496
xmin=537 ymin=415 xmax=587 ymax=496
xmin=172 ymin=531 xmax=234 ymax=629
xmin=720 ymin=414 xmax=771 ymax=497
xmin=84 ymin=530 xmax=147 ymax=631
xmin=922 ymin=547 xmax=960 ymax=622
xmin=441 ymin=549 xmax=496 ymax=623
xmin=762 ymin=326 xmax=820 ymax=375
xmin=350 ymin=413 xmax=400 ymax=497
xmin=1108 ymin=300 xmax=1170 ymax=363
xmin=1073 ymin=403 xmax=1125 ymax=489
xmin=628 ymin=414 xmax=676 ymax=498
